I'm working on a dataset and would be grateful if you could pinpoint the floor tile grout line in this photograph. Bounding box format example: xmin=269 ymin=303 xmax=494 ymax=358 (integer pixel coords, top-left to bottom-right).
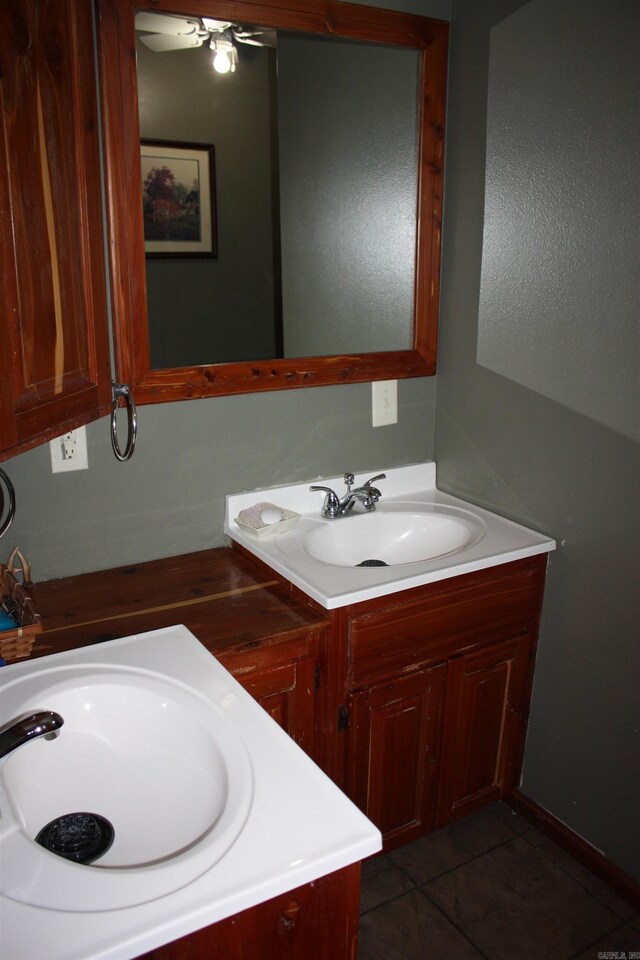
xmin=390 ymin=832 xmax=523 ymax=888
xmin=360 ymin=884 xmax=416 ymax=918
xmin=417 ymin=830 xmax=630 ymax=960
xmin=360 ymin=832 xmax=524 ymax=918
xmin=416 ymin=883 xmax=494 ymax=960
xmin=416 ymin=856 xmax=626 ymax=960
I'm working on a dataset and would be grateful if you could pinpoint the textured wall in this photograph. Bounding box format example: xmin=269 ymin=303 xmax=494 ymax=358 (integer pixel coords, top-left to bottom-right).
xmin=437 ymin=0 xmax=640 ymax=880
xmin=477 ymin=0 xmax=640 ymax=441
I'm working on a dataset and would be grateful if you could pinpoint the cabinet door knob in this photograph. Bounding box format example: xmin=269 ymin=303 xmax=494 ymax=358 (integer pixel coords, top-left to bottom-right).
xmin=280 ymin=898 xmax=301 ymax=931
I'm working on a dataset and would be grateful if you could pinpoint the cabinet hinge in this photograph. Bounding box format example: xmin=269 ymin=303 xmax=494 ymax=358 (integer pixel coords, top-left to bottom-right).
xmin=314 ymin=663 xmax=320 ymax=694
xmin=337 ymin=704 xmax=350 ymax=731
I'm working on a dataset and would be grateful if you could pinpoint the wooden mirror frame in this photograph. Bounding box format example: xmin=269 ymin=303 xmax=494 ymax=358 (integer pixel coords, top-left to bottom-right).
xmin=98 ymin=0 xmax=448 ymax=403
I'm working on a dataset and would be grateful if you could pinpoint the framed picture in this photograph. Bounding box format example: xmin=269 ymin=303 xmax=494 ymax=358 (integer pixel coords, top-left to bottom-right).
xmin=140 ymin=140 xmax=217 ymax=257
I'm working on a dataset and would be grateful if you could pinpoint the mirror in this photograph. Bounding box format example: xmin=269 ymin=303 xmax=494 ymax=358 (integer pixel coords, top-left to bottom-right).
xmin=99 ymin=0 xmax=448 ymax=402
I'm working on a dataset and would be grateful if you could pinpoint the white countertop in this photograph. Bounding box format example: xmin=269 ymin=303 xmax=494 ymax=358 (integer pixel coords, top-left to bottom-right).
xmin=225 ymin=462 xmax=556 ymax=608
xmin=0 ymin=627 xmax=381 ymax=960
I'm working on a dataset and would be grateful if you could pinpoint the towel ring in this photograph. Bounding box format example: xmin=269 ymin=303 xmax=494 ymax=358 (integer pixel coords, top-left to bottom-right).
xmin=0 ymin=466 xmax=16 ymax=538
xmin=111 ymin=383 xmax=137 ymax=462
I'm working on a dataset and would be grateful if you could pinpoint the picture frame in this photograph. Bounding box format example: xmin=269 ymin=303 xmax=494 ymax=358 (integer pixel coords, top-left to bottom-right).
xmin=140 ymin=140 xmax=217 ymax=258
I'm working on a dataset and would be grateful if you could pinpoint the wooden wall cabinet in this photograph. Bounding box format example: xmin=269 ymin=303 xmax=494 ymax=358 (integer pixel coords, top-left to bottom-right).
xmin=338 ymin=556 xmax=547 ymax=851
xmin=0 ymin=0 xmax=112 ymax=461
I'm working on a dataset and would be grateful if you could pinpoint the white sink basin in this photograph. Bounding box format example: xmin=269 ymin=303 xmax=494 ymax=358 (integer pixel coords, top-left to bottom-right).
xmin=1 ymin=627 xmax=381 ymax=960
xmin=226 ymin=463 xmax=556 ymax=608
xmin=301 ymin=505 xmax=486 ymax=567
xmin=0 ymin=663 xmax=252 ymax=912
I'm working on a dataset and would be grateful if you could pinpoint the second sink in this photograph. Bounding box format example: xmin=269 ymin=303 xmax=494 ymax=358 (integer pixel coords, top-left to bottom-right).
xmin=299 ymin=504 xmax=487 ymax=567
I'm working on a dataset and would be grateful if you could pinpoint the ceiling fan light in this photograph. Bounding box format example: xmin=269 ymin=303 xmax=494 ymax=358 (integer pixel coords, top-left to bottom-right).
xmin=210 ymin=37 xmax=238 ymax=74
xmin=213 ymin=49 xmax=232 ymax=73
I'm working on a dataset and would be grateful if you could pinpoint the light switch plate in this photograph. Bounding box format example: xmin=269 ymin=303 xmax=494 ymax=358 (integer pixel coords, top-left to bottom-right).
xmin=372 ymin=380 xmax=398 ymax=427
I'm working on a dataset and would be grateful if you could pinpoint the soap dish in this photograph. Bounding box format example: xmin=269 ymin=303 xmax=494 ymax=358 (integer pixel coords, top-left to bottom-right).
xmin=235 ymin=502 xmax=300 ymax=538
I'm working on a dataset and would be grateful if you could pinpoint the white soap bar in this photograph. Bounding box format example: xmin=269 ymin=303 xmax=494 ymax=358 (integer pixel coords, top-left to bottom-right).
xmin=260 ymin=507 xmax=283 ymax=525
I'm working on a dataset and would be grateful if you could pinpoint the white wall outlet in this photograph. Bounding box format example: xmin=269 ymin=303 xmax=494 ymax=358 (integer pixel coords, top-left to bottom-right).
xmin=372 ymin=380 xmax=398 ymax=427
xmin=50 ymin=426 xmax=89 ymax=473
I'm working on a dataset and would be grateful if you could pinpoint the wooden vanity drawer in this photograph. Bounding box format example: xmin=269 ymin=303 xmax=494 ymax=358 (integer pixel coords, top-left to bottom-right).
xmin=348 ymin=557 xmax=546 ymax=689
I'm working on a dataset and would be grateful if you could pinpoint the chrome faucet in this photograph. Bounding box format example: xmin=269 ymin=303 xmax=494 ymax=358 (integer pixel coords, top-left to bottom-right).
xmin=0 ymin=711 xmax=64 ymax=760
xmin=310 ymin=473 xmax=386 ymax=518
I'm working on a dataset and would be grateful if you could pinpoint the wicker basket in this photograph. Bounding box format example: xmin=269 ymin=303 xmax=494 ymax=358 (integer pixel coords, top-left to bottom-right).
xmin=0 ymin=547 xmax=43 ymax=661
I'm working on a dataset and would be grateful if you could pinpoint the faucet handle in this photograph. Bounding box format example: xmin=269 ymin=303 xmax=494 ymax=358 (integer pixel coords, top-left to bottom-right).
xmin=364 ymin=473 xmax=386 ymax=487
xmin=309 ymin=485 xmax=340 ymax=518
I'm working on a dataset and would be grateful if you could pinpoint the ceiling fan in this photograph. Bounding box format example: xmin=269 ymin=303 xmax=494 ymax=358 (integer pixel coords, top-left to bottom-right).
xmin=135 ymin=11 xmax=276 ymax=73
xmin=135 ymin=11 xmax=275 ymax=53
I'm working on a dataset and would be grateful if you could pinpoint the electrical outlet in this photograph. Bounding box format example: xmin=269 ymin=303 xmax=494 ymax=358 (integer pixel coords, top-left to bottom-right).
xmin=50 ymin=426 xmax=89 ymax=473
xmin=372 ymin=380 xmax=398 ymax=427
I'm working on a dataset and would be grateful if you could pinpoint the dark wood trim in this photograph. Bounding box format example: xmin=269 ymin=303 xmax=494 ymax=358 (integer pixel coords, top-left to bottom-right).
xmin=506 ymin=789 xmax=640 ymax=911
xmin=97 ymin=0 xmax=448 ymax=403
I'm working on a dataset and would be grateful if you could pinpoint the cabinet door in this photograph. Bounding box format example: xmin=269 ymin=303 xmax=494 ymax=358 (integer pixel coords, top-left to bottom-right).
xmin=0 ymin=0 xmax=112 ymax=459
xmin=437 ymin=633 xmax=531 ymax=826
xmin=140 ymin=863 xmax=361 ymax=960
xmin=238 ymin=657 xmax=318 ymax=760
xmin=347 ymin=665 xmax=446 ymax=851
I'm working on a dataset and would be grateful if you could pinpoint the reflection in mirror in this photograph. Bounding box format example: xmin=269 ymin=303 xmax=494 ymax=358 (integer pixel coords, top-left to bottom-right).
xmin=98 ymin=0 xmax=447 ymax=402
xmin=135 ymin=16 xmax=419 ymax=367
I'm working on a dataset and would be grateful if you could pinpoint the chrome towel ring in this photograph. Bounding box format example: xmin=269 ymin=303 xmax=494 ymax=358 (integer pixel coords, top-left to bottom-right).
xmin=0 ymin=466 xmax=16 ymax=538
xmin=110 ymin=383 xmax=137 ymax=462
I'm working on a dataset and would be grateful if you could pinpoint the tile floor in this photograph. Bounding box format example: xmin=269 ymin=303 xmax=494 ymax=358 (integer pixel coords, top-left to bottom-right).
xmin=358 ymin=803 xmax=640 ymax=960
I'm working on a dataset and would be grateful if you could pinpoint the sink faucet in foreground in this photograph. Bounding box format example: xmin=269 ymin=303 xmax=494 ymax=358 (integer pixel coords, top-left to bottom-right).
xmin=0 ymin=711 xmax=64 ymax=760
xmin=310 ymin=472 xmax=386 ymax=519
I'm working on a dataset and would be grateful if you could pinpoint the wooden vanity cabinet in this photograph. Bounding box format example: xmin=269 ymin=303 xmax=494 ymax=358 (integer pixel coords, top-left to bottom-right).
xmin=340 ymin=555 xmax=547 ymax=851
xmin=141 ymin=863 xmax=361 ymax=960
xmin=25 ymin=548 xmax=550 ymax=956
xmin=0 ymin=0 xmax=112 ymax=460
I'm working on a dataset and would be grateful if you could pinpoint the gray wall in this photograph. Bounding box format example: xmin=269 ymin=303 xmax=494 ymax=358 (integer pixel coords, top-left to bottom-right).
xmin=436 ymin=0 xmax=639 ymax=880
xmin=3 ymin=379 xmax=436 ymax=578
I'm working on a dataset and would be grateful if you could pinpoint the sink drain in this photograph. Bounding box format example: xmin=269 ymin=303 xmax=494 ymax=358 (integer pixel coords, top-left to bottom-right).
xmin=36 ymin=812 xmax=114 ymax=864
xmin=356 ymin=559 xmax=388 ymax=567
